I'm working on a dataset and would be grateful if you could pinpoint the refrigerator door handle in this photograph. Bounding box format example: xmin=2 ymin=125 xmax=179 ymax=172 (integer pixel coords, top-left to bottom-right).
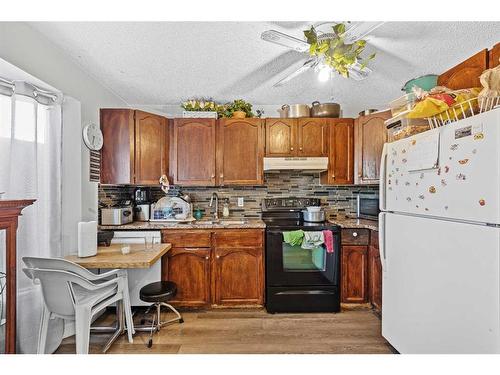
xmin=379 ymin=143 xmax=388 ymax=211
xmin=378 ymin=212 xmax=387 ymax=272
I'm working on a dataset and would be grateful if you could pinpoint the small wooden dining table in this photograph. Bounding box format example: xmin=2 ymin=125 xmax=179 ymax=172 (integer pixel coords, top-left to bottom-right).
xmin=65 ymin=242 xmax=171 ymax=352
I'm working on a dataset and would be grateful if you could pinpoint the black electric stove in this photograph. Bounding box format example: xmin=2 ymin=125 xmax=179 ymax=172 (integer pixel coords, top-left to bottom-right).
xmin=262 ymin=197 xmax=341 ymax=313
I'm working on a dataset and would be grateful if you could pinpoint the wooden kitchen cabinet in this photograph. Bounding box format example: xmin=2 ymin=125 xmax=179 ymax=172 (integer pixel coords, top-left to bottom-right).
xmin=171 ymin=118 xmax=216 ymax=186
xmin=217 ymin=118 xmax=264 ymax=185
xmin=162 ymin=248 xmax=211 ymax=307
xmin=341 ymin=228 xmax=370 ymax=304
xmin=297 ymin=118 xmax=328 ymax=157
xmin=321 ymin=118 xmax=354 ymax=185
xmin=212 ymin=247 xmax=264 ymax=306
xmin=354 ymin=110 xmax=391 ymax=185
xmin=490 ymin=43 xmax=500 ymax=68
xmin=134 ymin=111 xmax=168 ymax=185
xmin=265 ymin=118 xmax=328 ymax=157
xmin=212 ymin=229 xmax=264 ymax=306
xmin=368 ymin=232 xmax=382 ymax=313
xmin=265 ymin=118 xmax=296 ymax=157
xmin=161 ymin=229 xmax=264 ymax=307
xmin=341 ymin=245 xmax=369 ymax=304
xmin=437 ymin=49 xmax=488 ymax=90
xmin=100 ymin=109 xmax=168 ymax=184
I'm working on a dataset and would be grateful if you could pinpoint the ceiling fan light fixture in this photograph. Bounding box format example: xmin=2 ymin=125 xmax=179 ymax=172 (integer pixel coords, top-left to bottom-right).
xmin=318 ymin=65 xmax=331 ymax=82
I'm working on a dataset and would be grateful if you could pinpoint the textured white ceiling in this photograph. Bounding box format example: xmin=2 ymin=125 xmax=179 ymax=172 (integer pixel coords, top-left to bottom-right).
xmin=28 ymin=21 xmax=500 ymax=117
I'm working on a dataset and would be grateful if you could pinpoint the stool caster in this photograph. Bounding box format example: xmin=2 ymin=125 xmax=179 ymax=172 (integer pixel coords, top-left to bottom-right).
xmin=179 ymin=318 xmax=184 ymax=323
xmin=140 ymin=319 xmax=146 ymax=325
xmin=147 ymin=338 xmax=153 ymax=348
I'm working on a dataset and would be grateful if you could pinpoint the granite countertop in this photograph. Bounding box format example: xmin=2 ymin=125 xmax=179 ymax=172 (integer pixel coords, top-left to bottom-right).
xmin=100 ymin=219 xmax=266 ymax=230
xmin=327 ymin=215 xmax=378 ymax=231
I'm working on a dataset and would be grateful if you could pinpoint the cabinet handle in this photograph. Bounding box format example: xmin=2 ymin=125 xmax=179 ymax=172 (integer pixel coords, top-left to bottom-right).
xmin=290 ymin=147 xmax=294 ymax=151
xmin=205 ymin=256 xmax=209 ymax=260
xmin=211 ymin=174 xmax=215 ymax=179
xmin=352 ymin=232 xmax=358 ymax=237
xmin=299 ymin=147 xmax=303 ymax=151
xmin=216 ymin=255 xmax=220 ymax=259
xmin=220 ymin=174 xmax=224 ymax=179
xmin=332 ymin=174 xmax=336 ymax=179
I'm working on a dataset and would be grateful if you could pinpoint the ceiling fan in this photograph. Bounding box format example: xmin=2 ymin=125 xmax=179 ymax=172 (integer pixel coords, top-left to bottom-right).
xmin=261 ymin=22 xmax=384 ymax=87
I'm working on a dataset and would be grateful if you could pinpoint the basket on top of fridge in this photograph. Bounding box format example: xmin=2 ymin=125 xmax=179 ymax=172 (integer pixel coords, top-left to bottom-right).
xmin=386 ymin=63 xmax=500 ymax=142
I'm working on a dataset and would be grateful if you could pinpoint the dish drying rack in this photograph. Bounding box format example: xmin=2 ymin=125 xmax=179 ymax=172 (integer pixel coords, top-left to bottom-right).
xmin=426 ymin=96 xmax=500 ymax=128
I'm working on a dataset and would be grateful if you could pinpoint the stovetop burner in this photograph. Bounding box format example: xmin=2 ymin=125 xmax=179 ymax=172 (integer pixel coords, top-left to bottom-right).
xmin=261 ymin=197 xmax=339 ymax=231
xmin=262 ymin=197 xmax=321 ymax=212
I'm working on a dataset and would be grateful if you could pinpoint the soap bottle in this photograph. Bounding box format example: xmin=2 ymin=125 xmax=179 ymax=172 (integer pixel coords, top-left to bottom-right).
xmin=222 ymin=198 xmax=230 ymax=218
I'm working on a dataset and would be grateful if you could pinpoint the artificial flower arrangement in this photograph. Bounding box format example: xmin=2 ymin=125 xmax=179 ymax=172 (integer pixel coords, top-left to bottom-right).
xmin=181 ymin=98 xmax=256 ymax=118
xmin=304 ymin=22 xmax=376 ymax=78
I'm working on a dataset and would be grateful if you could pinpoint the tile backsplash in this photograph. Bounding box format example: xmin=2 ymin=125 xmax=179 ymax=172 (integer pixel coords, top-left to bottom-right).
xmin=98 ymin=171 xmax=378 ymax=219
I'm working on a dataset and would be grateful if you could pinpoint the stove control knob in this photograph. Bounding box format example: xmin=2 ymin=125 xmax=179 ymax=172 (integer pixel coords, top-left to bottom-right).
xmin=352 ymin=232 xmax=358 ymax=237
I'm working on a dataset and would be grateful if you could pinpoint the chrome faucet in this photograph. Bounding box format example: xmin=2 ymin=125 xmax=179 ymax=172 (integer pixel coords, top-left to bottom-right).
xmin=209 ymin=192 xmax=219 ymax=220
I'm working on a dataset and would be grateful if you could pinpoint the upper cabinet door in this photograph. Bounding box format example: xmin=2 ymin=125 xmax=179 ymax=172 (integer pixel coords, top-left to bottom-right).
xmin=354 ymin=110 xmax=390 ymax=185
xmin=134 ymin=111 xmax=168 ymax=185
xmin=437 ymin=49 xmax=488 ymax=89
xmin=172 ymin=119 xmax=216 ymax=186
xmin=217 ymin=119 xmax=264 ymax=186
xmin=490 ymin=43 xmax=500 ymax=68
xmin=100 ymin=109 xmax=135 ymax=184
xmin=265 ymin=119 xmax=297 ymax=157
xmin=297 ymin=118 xmax=328 ymax=157
xmin=321 ymin=119 xmax=354 ymax=185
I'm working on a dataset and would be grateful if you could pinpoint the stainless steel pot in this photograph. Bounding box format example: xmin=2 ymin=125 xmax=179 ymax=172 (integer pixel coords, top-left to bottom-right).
xmin=281 ymin=104 xmax=310 ymax=118
xmin=310 ymin=101 xmax=341 ymax=118
xmin=302 ymin=209 xmax=326 ymax=223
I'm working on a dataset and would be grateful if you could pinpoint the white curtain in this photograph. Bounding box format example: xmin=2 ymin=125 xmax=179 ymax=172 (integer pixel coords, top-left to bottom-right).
xmin=0 ymin=79 xmax=64 ymax=353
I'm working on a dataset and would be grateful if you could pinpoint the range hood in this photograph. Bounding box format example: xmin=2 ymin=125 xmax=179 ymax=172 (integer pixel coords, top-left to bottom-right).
xmin=263 ymin=157 xmax=328 ymax=171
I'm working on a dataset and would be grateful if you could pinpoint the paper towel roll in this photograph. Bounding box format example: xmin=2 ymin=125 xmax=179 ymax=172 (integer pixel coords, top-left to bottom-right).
xmin=78 ymin=221 xmax=97 ymax=258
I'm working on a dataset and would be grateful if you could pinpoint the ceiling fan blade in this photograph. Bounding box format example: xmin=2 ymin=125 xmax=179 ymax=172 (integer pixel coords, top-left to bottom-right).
xmin=348 ymin=61 xmax=372 ymax=81
xmin=261 ymin=30 xmax=310 ymax=53
xmin=343 ymin=22 xmax=385 ymax=43
xmin=273 ymin=59 xmax=317 ymax=87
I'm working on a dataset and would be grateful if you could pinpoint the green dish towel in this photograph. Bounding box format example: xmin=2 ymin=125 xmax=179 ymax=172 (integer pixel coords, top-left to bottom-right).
xmin=283 ymin=230 xmax=305 ymax=246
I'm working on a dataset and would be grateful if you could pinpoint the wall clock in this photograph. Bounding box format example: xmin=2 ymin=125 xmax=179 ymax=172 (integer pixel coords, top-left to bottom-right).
xmin=82 ymin=122 xmax=103 ymax=151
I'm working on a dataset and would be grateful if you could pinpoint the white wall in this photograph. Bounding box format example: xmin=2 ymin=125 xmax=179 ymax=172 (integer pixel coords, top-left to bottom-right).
xmin=0 ymin=22 xmax=128 ymax=227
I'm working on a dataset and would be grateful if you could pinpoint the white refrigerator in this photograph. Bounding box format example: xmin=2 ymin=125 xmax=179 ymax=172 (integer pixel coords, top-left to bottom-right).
xmin=379 ymin=107 xmax=500 ymax=353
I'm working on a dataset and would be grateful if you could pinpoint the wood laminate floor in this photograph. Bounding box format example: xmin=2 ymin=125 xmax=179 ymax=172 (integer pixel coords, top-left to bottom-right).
xmin=55 ymin=308 xmax=394 ymax=354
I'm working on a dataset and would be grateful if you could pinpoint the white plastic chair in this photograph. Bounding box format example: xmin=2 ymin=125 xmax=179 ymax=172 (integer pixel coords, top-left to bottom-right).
xmin=23 ymin=258 xmax=134 ymax=354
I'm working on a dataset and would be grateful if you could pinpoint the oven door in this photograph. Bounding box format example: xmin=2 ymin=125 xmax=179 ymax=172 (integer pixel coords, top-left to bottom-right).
xmin=266 ymin=229 xmax=338 ymax=286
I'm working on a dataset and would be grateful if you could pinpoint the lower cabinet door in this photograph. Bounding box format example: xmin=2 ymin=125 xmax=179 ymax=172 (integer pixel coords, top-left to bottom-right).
xmin=212 ymin=247 xmax=264 ymax=306
xmin=162 ymin=247 xmax=211 ymax=307
xmin=341 ymin=245 xmax=369 ymax=303
xmin=369 ymin=245 xmax=382 ymax=312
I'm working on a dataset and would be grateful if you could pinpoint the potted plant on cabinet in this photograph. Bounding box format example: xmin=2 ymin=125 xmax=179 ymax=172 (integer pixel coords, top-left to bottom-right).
xmin=222 ymin=99 xmax=254 ymax=119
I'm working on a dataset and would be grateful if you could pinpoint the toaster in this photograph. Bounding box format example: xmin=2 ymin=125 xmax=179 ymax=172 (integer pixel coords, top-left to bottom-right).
xmin=101 ymin=207 xmax=134 ymax=225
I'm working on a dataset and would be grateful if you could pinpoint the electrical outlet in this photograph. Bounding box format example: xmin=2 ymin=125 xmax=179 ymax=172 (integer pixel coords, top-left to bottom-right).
xmin=237 ymin=197 xmax=244 ymax=207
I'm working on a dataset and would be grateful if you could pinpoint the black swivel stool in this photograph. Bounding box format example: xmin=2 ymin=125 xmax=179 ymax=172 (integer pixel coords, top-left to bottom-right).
xmin=134 ymin=281 xmax=183 ymax=348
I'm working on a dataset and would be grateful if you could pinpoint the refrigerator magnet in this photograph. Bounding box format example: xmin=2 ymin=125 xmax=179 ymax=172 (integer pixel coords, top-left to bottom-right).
xmin=441 ymin=179 xmax=447 ymax=187
xmin=418 ymin=195 xmax=425 ymax=200
xmin=428 ymin=186 xmax=436 ymax=194
xmin=444 ymin=166 xmax=450 ymax=173
xmin=474 ymin=133 xmax=484 ymax=140
xmin=450 ymin=144 xmax=458 ymax=151
xmin=458 ymin=159 xmax=469 ymax=165
xmin=456 ymin=173 xmax=466 ymax=181
xmin=479 ymin=199 xmax=486 ymax=206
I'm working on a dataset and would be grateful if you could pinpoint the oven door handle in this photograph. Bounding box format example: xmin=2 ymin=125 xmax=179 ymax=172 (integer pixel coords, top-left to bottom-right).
xmin=276 ymin=290 xmax=336 ymax=296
